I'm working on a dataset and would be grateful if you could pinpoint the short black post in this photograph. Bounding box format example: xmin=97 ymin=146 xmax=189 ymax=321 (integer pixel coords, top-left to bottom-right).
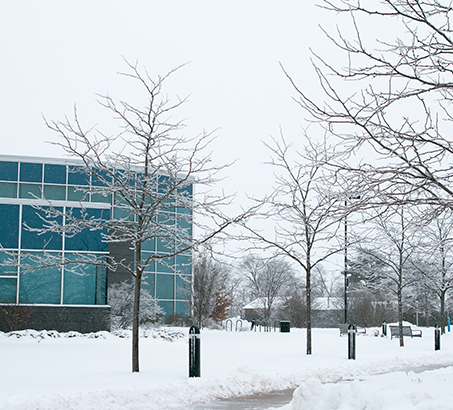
xmin=382 ymin=321 xmax=387 ymax=337
xmin=348 ymin=324 xmax=356 ymax=360
xmin=189 ymin=326 xmax=201 ymax=377
xmin=435 ymin=325 xmax=441 ymax=351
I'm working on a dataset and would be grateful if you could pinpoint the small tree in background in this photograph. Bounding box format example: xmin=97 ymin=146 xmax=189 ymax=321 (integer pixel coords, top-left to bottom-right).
xmin=281 ymin=276 xmax=307 ymax=328
xmin=239 ymin=255 xmax=295 ymax=325
xmin=108 ymin=282 xmax=164 ymax=330
xmin=191 ymin=253 xmax=234 ymax=328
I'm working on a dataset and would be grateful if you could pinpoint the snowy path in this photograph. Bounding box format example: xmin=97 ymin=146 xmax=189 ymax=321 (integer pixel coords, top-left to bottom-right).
xmin=180 ymin=362 xmax=453 ymax=410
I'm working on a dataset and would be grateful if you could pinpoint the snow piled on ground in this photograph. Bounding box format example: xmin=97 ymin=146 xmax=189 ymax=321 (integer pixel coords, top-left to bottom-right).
xmin=1 ymin=326 xmax=453 ymax=409
xmin=283 ymin=368 xmax=453 ymax=410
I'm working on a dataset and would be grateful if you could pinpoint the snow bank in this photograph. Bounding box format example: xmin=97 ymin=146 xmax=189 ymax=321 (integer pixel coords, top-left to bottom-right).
xmin=283 ymin=368 xmax=453 ymax=410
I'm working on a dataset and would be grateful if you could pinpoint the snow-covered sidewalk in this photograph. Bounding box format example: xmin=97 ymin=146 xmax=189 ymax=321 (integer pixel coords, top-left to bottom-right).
xmin=1 ymin=327 xmax=452 ymax=409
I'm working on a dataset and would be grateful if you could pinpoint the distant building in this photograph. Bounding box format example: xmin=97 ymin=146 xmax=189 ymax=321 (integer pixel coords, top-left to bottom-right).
xmin=0 ymin=155 xmax=192 ymax=332
xmin=243 ymin=296 xmax=343 ymax=328
xmin=312 ymin=297 xmax=343 ymax=327
xmin=243 ymin=298 xmax=286 ymax=324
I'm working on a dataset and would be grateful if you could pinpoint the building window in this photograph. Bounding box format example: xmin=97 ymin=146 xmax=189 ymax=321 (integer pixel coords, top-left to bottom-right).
xmin=0 ymin=204 xmax=19 ymax=249
xmin=0 ymin=161 xmax=18 ymax=181
xmin=19 ymin=253 xmax=61 ymax=304
xmin=44 ymin=164 xmax=66 ymax=185
xmin=21 ymin=205 xmax=63 ymax=250
xmin=63 ymin=254 xmax=107 ymax=305
xmin=20 ymin=163 xmax=42 ymax=183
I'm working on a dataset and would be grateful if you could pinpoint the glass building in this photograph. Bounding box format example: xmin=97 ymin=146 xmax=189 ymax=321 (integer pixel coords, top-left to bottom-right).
xmin=0 ymin=155 xmax=192 ymax=332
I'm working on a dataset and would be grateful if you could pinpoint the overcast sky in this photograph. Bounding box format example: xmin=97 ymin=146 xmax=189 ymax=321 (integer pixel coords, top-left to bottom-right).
xmin=1 ymin=1 xmax=350 ymax=268
xmin=0 ymin=1 xmax=339 ymax=194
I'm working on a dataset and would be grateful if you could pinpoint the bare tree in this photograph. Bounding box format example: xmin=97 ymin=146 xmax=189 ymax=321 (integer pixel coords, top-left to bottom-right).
xmin=413 ymin=208 xmax=453 ymax=333
xmin=108 ymin=282 xmax=164 ymax=330
xmin=242 ymin=135 xmax=354 ymax=354
xmin=355 ymin=207 xmax=419 ymax=346
xmin=239 ymin=255 xmax=295 ymax=325
xmin=281 ymin=275 xmax=308 ymax=328
xmin=191 ymin=252 xmax=234 ymax=328
xmin=6 ymin=61 xmax=240 ymax=372
xmin=288 ymin=0 xmax=453 ymax=210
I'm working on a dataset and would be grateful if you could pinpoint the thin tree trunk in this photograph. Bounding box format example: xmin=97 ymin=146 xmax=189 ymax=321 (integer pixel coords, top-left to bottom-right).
xmin=132 ymin=242 xmax=143 ymax=373
xmin=440 ymin=291 xmax=446 ymax=335
xmin=306 ymin=267 xmax=312 ymax=355
xmin=398 ymin=287 xmax=404 ymax=348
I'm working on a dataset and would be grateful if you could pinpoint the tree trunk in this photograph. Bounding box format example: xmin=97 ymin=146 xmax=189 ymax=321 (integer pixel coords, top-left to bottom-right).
xmin=306 ymin=267 xmax=312 ymax=355
xmin=132 ymin=242 xmax=143 ymax=373
xmin=132 ymin=271 xmax=142 ymax=372
xmin=397 ymin=287 xmax=404 ymax=348
xmin=440 ymin=291 xmax=446 ymax=335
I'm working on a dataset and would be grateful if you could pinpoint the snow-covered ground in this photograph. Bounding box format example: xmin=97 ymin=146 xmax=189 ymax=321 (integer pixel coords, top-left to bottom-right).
xmin=1 ymin=325 xmax=453 ymax=409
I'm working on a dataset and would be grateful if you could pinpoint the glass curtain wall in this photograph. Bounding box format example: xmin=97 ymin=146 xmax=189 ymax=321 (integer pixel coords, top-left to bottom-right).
xmin=0 ymin=157 xmax=192 ymax=317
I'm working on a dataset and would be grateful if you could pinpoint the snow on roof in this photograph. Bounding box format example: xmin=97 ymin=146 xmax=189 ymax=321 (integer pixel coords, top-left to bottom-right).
xmin=243 ymin=298 xmax=285 ymax=310
xmin=314 ymin=297 xmax=342 ymax=311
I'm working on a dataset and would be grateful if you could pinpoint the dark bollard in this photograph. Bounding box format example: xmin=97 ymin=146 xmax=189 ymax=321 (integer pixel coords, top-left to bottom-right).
xmin=348 ymin=324 xmax=356 ymax=360
xmin=435 ymin=325 xmax=441 ymax=351
xmin=382 ymin=321 xmax=387 ymax=337
xmin=189 ymin=326 xmax=201 ymax=377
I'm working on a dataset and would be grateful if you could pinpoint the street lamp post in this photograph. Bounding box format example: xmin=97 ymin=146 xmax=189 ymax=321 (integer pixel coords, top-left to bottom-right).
xmin=344 ymin=201 xmax=348 ymax=324
xmin=344 ymin=196 xmax=360 ymax=325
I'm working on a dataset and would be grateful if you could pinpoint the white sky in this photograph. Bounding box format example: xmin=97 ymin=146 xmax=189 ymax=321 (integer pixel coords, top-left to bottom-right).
xmin=0 ymin=1 xmax=351 ymax=272
xmin=0 ymin=1 xmax=337 ymax=197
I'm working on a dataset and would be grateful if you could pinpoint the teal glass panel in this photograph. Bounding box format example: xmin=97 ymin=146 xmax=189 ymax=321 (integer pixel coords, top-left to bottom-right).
xmin=65 ymin=208 xmax=109 ymax=252
xmin=21 ymin=206 xmax=63 ymax=250
xmin=20 ymin=162 xmax=42 ymax=183
xmin=141 ymin=272 xmax=155 ymax=297
xmin=95 ymin=261 xmax=107 ymax=305
xmin=112 ymin=206 xmax=133 ymax=221
xmin=156 ymin=256 xmax=174 ymax=273
xmin=90 ymin=192 xmax=112 ymax=204
xmin=43 ymin=185 xmax=66 ymax=201
xmin=157 ymin=237 xmax=175 ymax=253
xmin=0 ymin=161 xmax=18 ymax=181
xmin=63 ymin=254 xmax=107 ymax=305
xmin=175 ymin=254 xmax=191 ymax=275
xmin=142 ymin=238 xmax=155 ymax=251
xmin=176 ymin=275 xmax=191 ymax=300
xmin=157 ymin=213 xmax=175 ymax=225
xmin=158 ymin=175 xmax=173 ymax=194
xmin=92 ymin=169 xmax=111 ymax=186
xmin=0 ymin=204 xmax=19 ymax=248
xmin=0 ymin=278 xmax=17 ymax=303
xmin=19 ymin=183 xmax=41 ymax=199
xmin=156 ymin=273 xmax=174 ymax=299
xmin=113 ymin=170 xmax=135 ymax=188
xmin=162 ymin=199 xmax=175 ymax=214
xmin=44 ymin=164 xmax=66 ymax=184
xmin=67 ymin=186 xmax=89 ymax=202
xmin=177 ymin=206 xmax=192 ymax=215
xmin=0 ymin=252 xmax=18 ymax=276
xmin=19 ymin=254 xmax=61 ymax=304
xmin=0 ymin=182 xmax=17 ymax=198
xmin=177 ymin=183 xmax=193 ymax=197
xmin=68 ymin=166 xmax=90 ymax=185
xmin=142 ymin=252 xmax=155 ymax=273
xmin=158 ymin=300 xmax=174 ymax=317
xmin=176 ymin=217 xmax=192 ymax=236
xmin=176 ymin=301 xmax=189 ymax=317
